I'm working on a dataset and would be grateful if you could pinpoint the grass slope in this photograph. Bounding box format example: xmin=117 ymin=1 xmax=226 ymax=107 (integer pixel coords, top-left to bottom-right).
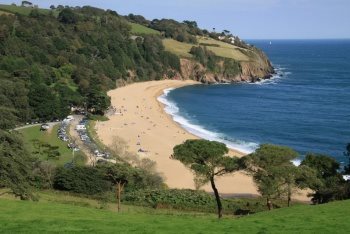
xmin=0 ymin=4 xmax=52 ymax=16
xmin=130 ymin=23 xmax=160 ymax=35
xmin=0 ymin=195 xmax=349 ymax=233
xmin=17 ymin=125 xmax=85 ymax=166
xmin=0 ymin=9 xmax=13 ymax=15
xmin=163 ymin=37 xmax=250 ymax=61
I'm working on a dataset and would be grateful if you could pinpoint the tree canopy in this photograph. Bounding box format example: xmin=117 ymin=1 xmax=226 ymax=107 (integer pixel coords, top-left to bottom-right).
xmin=244 ymin=144 xmax=300 ymax=209
xmin=172 ymin=139 xmax=241 ymax=218
xmin=0 ymin=130 xmax=35 ymax=200
xmin=301 ymin=153 xmax=349 ymax=203
xmin=0 ymin=7 xmax=182 ymax=122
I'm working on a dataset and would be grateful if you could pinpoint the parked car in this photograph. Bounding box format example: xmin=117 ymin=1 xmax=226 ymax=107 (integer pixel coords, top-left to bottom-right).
xmin=40 ymin=124 xmax=50 ymax=131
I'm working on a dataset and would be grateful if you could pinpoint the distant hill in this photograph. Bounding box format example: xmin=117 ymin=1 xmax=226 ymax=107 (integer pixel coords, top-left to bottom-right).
xmin=0 ymin=4 xmax=52 ymax=15
xmin=0 ymin=4 xmax=273 ymax=128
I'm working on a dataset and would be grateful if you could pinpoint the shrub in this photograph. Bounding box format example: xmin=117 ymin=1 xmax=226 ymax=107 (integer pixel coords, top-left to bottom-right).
xmin=53 ymin=166 xmax=111 ymax=195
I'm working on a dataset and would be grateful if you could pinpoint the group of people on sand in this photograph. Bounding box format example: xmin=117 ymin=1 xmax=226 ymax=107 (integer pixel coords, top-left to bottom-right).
xmin=120 ymin=102 xmax=151 ymax=154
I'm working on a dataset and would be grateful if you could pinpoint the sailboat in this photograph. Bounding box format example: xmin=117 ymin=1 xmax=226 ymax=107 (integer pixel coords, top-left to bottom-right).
xmin=269 ymin=41 xmax=272 ymax=45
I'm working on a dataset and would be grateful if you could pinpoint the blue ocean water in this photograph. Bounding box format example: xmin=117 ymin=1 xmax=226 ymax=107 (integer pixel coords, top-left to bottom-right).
xmin=159 ymin=40 xmax=350 ymax=164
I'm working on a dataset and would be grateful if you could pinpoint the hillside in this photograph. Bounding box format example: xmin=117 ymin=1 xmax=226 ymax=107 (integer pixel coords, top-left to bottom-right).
xmin=130 ymin=22 xmax=160 ymax=35
xmin=163 ymin=37 xmax=250 ymax=61
xmin=0 ymin=5 xmax=182 ymax=128
xmin=0 ymin=4 xmax=52 ymax=15
xmin=0 ymin=4 xmax=274 ymax=127
xmin=0 ymin=197 xmax=349 ymax=233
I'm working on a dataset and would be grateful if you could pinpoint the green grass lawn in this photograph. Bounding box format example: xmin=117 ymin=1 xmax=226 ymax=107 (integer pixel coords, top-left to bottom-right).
xmin=18 ymin=125 xmax=85 ymax=166
xmin=0 ymin=194 xmax=349 ymax=233
xmin=163 ymin=37 xmax=251 ymax=61
xmin=163 ymin=38 xmax=194 ymax=58
xmin=130 ymin=23 xmax=160 ymax=35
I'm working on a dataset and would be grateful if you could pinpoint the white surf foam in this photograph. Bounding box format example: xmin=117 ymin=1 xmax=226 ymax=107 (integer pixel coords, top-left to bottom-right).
xmin=250 ymin=65 xmax=289 ymax=86
xmin=157 ymin=88 xmax=259 ymax=154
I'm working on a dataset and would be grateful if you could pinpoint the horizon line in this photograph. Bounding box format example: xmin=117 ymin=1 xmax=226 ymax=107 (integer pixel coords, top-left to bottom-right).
xmin=245 ymin=38 xmax=350 ymax=41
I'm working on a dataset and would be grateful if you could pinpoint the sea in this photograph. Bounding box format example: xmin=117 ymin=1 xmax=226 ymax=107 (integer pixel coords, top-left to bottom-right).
xmin=158 ymin=39 xmax=350 ymax=165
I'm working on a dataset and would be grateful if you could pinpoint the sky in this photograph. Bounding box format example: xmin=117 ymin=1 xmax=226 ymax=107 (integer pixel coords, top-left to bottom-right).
xmin=3 ymin=0 xmax=350 ymax=39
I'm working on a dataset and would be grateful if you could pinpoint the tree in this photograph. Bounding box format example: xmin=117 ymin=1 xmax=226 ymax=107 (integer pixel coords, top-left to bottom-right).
xmin=244 ymin=144 xmax=299 ymax=210
xmin=0 ymin=106 xmax=18 ymax=130
xmin=183 ymin=20 xmax=198 ymax=28
xmin=86 ymin=89 xmax=111 ymax=115
xmin=301 ymin=153 xmax=347 ymax=204
xmin=33 ymin=161 xmax=56 ymax=189
xmin=280 ymin=165 xmax=321 ymax=207
xmin=58 ymin=8 xmax=78 ymax=24
xmin=0 ymin=130 xmax=35 ymax=200
xmin=172 ymin=139 xmax=240 ymax=218
xmin=104 ymin=164 xmax=134 ymax=212
xmin=53 ymin=166 xmax=111 ymax=195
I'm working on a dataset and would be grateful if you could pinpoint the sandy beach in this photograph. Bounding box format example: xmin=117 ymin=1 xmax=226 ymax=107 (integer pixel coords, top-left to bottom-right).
xmin=96 ymin=80 xmax=259 ymax=195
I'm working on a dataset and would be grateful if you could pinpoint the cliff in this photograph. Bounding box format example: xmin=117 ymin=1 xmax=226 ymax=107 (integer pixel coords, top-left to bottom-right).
xmin=178 ymin=48 xmax=274 ymax=84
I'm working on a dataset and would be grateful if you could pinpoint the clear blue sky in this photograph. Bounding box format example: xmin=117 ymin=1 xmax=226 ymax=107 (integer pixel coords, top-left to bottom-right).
xmin=3 ymin=0 xmax=350 ymax=39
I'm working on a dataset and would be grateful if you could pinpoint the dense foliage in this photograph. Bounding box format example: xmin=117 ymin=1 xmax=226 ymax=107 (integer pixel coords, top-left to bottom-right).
xmin=301 ymin=154 xmax=350 ymax=204
xmin=190 ymin=46 xmax=241 ymax=75
xmin=124 ymin=189 xmax=215 ymax=210
xmin=150 ymin=19 xmax=198 ymax=43
xmin=245 ymin=144 xmax=301 ymax=209
xmin=53 ymin=166 xmax=111 ymax=195
xmin=0 ymin=130 xmax=35 ymax=200
xmin=0 ymin=6 xmax=181 ymax=124
xmin=52 ymin=164 xmax=164 ymax=196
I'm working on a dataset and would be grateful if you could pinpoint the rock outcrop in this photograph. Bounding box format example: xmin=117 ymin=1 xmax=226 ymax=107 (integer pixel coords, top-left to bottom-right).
xmin=177 ymin=48 xmax=274 ymax=84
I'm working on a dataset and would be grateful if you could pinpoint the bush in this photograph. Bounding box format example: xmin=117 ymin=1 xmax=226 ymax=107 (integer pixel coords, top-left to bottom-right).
xmin=58 ymin=8 xmax=78 ymax=24
xmin=53 ymin=164 xmax=164 ymax=196
xmin=123 ymin=189 xmax=286 ymax=214
xmin=124 ymin=189 xmax=217 ymax=212
xmin=53 ymin=166 xmax=111 ymax=195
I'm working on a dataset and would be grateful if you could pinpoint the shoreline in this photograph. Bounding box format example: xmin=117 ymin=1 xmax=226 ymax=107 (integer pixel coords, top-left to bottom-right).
xmin=157 ymin=87 xmax=254 ymax=155
xmin=96 ymin=80 xmax=258 ymax=195
xmin=95 ymin=79 xmax=309 ymax=200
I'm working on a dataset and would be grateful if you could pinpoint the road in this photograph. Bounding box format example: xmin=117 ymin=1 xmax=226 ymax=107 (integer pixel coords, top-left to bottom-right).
xmin=14 ymin=122 xmax=59 ymax=131
xmin=68 ymin=115 xmax=96 ymax=166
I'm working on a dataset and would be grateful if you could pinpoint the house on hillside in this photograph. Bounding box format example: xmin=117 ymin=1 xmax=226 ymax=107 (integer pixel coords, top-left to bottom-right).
xmin=130 ymin=35 xmax=144 ymax=42
xmin=218 ymin=36 xmax=226 ymax=41
xmin=21 ymin=1 xmax=33 ymax=7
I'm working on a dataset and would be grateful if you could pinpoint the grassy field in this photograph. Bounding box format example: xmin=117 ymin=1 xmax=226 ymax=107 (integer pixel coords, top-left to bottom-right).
xmin=0 ymin=4 xmax=52 ymax=16
xmin=163 ymin=39 xmax=194 ymax=58
xmin=0 ymin=193 xmax=349 ymax=233
xmin=198 ymin=37 xmax=250 ymax=61
xmin=17 ymin=125 xmax=85 ymax=166
xmin=130 ymin=23 xmax=160 ymax=35
xmin=163 ymin=37 xmax=250 ymax=61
